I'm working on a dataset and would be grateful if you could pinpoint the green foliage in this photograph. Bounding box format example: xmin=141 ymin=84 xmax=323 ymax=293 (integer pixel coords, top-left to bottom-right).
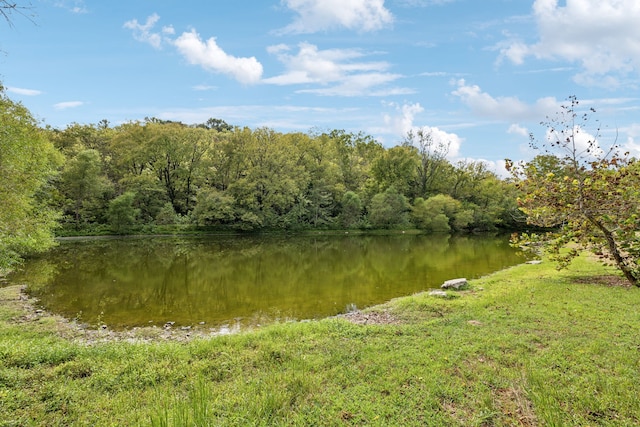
xmin=413 ymin=194 xmax=472 ymax=232
xmin=59 ymin=148 xmax=112 ymax=229
xmin=339 ymin=191 xmax=363 ymax=228
xmin=191 ymin=188 xmax=236 ymax=226
xmin=369 ymin=187 xmax=411 ymax=228
xmin=12 ymin=114 xmax=522 ymax=237
xmin=120 ymin=173 xmax=168 ymax=223
xmin=154 ymin=202 xmax=180 ymax=225
xmin=370 ymin=145 xmax=419 ymax=195
xmin=107 ymin=192 xmax=139 ymax=234
xmin=509 ymin=96 xmax=640 ymax=286
xmin=402 ymin=128 xmax=450 ymax=198
xmin=0 ymin=86 xmax=62 ymax=271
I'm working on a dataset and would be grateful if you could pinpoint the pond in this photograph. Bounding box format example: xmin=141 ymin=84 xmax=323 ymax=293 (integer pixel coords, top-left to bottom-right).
xmin=7 ymin=233 xmax=525 ymax=331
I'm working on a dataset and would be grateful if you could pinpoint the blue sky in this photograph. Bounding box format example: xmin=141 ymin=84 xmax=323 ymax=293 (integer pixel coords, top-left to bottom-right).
xmin=2 ymin=0 xmax=640 ymax=174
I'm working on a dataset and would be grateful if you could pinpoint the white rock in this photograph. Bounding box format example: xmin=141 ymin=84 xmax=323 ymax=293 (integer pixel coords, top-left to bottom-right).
xmin=428 ymin=290 xmax=448 ymax=298
xmin=441 ymin=278 xmax=468 ymax=290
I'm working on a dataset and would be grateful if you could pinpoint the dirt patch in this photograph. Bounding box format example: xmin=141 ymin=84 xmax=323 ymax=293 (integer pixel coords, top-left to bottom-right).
xmin=493 ymin=386 xmax=538 ymax=426
xmin=572 ymin=275 xmax=630 ymax=288
xmin=339 ymin=309 xmax=402 ymax=326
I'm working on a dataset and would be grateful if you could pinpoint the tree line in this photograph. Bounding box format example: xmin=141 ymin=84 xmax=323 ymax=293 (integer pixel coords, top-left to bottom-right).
xmin=0 ymin=86 xmax=522 ymax=270
xmin=48 ymin=119 xmax=520 ymax=234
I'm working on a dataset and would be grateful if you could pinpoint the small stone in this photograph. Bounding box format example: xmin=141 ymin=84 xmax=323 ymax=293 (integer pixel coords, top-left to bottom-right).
xmin=428 ymin=290 xmax=448 ymax=298
xmin=526 ymin=260 xmax=542 ymax=265
xmin=199 ymin=321 xmax=206 ymax=325
xmin=441 ymin=278 xmax=468 ymax=290
xmin=180 ymin=326 xmax=191 ymax=331
xmin=467 ymin=320 xmax=483 ymax=326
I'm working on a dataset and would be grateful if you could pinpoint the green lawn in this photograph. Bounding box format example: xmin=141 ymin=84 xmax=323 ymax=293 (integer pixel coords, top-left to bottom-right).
xmin=1 ymin=254 xmax=639 ymax=426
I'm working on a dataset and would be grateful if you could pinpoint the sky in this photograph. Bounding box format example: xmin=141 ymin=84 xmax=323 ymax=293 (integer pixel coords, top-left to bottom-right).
xmin=2 ymin=0 xmax=640 ymax=175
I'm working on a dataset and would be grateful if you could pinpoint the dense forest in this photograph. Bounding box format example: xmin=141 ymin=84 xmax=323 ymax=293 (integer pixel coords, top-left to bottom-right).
xmin=47 ymin=118 xmax=521 ymax=234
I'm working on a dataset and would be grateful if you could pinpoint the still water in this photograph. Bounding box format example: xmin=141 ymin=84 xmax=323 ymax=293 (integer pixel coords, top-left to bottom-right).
xmin=9 ymin=234 xmax=524 ymax=330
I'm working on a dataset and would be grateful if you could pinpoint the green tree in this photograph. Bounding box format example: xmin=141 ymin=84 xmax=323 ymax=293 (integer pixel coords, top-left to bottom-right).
xmin=402 ymin=128 xmax=450 ymax=198
xmin=155 ymin=202 xmax=179 ymax=225
xmin=0 ymin=85 xmax=62 ymax=271
xmin=107 ymin=192 xmax=139 ymax=234
xmin=329 ymin=130 xmax=383 ymax=194
xmin=370 ymin=145 xmax=419 ymax=196
xmin=198 ymin=117 xmax=233 ymax=132
xmin=60 ymin=148 xmax=112 ymax=229
xmin=231 ymin=127 xmax=306 ymax=227
xmin=508 ymin=96 xmax=640 ymax=286
xmin=191 ymin=187 xmax=236 ymax=226
xmin=368 ymin=187 xmax=411 ymax=229
xmin=412 ymin=194 xmax=468 ymax=232
xmin=339 ymin=191 xmax=363 ymax=228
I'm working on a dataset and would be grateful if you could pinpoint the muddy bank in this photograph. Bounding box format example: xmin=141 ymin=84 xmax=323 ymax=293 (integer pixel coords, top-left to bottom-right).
xmin=0 ymin=285 xmax=401 ymax=345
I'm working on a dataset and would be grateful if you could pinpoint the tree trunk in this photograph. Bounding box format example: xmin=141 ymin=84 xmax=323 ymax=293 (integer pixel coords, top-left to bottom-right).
xmin=588 ymin=214 xmax=639 ymax=287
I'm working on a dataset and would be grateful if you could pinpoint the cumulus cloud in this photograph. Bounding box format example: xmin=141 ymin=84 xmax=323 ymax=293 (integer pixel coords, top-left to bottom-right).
xmin=6 ymin=86 xmax=42 ymax=96
xmin=125 ymin=15 xmax=263 ymax=84
xmin=422 ymin=126 xmax=462 ymax=158
xmin=507 ymin=123 xmax=529 ymax=137
xmin=278 ymin=0 xmax=394 ymax=34
xmin=264 ymin=42 xmax=410 ymax=96
xmin=544 ymin=125 xmax=604 ymax=158
xmin=451 ymin=79 xmax=559 ymax=121
xmin=173 ymin=30 xmax=263 ymax=85
xmin=499 ymin=0 xmax=640 ymax=87
xmin=381 ymin=101 xmax=424 ymax=136
xmin=54 ymin=101 xmax=84 ymax=110
xmin=379 ymin=102 xmax=462 ymax=158
xmin=622 ymin=124 xmax=640 ymax=157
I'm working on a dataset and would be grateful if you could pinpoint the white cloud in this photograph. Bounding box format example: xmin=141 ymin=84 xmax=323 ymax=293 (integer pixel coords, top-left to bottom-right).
xmin=507 ymin=123 xmax=529 ymax=137
xmin=173 ymin=30 xmax=263 ymax=85
xmin=55 ymin=1 xmax=88 ymax=14
xmin=424 ymin=126 xmax=462 ymax=158
xmin=7 ymin=86 xmax=42 ymax=96
xmin=451 ymin=79 xmax=559 ymax=121
xmin=123 ymin=14 xmax=165 ymax=49
xmin=264 ymin=42 xmax=409 ymax=96
xmin=125 ymin=15 xmax=264 ymax=84
xmin=380 ymin=102 xmax=462 ymax=157
xmin=500 ymin=0 xmax=640 ymax=86
xmin=54 ymin=101 xmax=84 ymax=110
xmin=278 ymin=0 xmax=394 ymax=34
xmin=622 ymin=124 xmax=640 ymax=157
xmin=545 ymin=125 xmax=604 ymax=158
xmin=192 ymin=85 xmax=217 ymax=91
xmin=381 ymin=102 xmax=424 ymax=136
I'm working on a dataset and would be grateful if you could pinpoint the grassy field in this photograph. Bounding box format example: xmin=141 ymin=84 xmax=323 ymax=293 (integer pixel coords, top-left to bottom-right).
xmin=1 ymin=254 xmax=639 ymax=426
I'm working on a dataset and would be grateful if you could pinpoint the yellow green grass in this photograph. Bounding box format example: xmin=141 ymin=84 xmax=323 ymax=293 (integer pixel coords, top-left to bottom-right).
xmin=1 ymin=254 xmax=639 ymax=426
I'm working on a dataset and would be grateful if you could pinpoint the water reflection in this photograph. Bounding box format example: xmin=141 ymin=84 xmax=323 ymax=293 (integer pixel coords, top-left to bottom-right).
xmin=8 ymin=234 xmax=524 ymax=329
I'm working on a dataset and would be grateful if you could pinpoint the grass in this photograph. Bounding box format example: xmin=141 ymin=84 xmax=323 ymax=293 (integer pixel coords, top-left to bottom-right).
xmin=1 ymin=254 xmax=640 ymax=426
